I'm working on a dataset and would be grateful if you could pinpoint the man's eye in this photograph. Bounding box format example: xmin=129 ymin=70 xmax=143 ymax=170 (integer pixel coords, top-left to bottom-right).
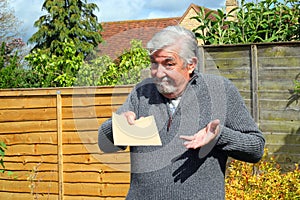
xmin=167 ymin=63 xmax=175 ymax=66
xmin=165 ymin=63 xmax=175 ymax=69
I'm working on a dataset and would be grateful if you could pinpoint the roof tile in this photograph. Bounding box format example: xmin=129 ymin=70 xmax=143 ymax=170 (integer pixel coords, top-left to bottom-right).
xmin=98 ymin=17 xmax=180 ymax=58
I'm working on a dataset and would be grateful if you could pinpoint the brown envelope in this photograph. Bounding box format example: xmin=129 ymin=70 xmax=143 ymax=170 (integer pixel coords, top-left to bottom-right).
xmin=112 ymin=113 xmax=162 ymax=146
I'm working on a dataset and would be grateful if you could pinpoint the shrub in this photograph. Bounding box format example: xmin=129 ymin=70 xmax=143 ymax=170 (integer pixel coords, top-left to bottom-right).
xmin=192 ymin=0 xmax=300 ymax=45
xmin=286 ymin=72 xmax=300 ymax=108
xmin=75 ymin=39 xmax=150 ymax=86
xmin=75 ymin=55 xmax=117 ymax=86
xmin=25 ymin=40 xmax=84 ymax=87
xmin=0 ymin=141 xmax=12 ymax=176
xmin=225 ymin=149 xmax=300 ymax=199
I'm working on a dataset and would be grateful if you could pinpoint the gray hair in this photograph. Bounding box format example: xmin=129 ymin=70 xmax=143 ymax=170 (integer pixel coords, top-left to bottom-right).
xmin=147 ymin=26 xmax=199 ymax=69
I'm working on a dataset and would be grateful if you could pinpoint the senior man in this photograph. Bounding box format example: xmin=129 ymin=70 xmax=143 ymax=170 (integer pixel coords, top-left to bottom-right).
xmin=98 ymin=25 xmax=265 ymax=199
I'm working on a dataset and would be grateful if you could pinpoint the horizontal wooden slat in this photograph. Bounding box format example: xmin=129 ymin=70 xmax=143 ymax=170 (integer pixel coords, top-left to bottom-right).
xmin=260 ymin=110 xmax=300 ymax=121
xmin=0 ymin=96 xmax=56 ymax=109
xmin=4 ymin=162 xmax=58 ymax=171
xmin=63 ymin=105 xmax=118 ymax=119
xmin=259 ymin=91 xmax=291 ymax=101
xmin=62 ymin=118 xmax=107 ymax=131
xmin=265 ymin=144 xmax=300 ymax=154
xmin=264 ymin=133 xmax=300 ymax=145
xmin=64 ymin=196 xmax=125 ymax=200
xmin=0 ymin=108 xmax=56 ymax=122
xmin=5 ymin=144 xmax=57 ymax=156
xmin=3 ymin=155 xmax=57 ymax=164
xmin=259 ymin=80 xmax=295 ymax=90
xmin=0 ymin=192 xmax=58 ymax=200
xmin=0 ymin=170 xmax=58 ymax=181
xmin=63 ymin=144 xmax=100 ymax=154
xmin=0 ymin=131 xmax=98 ymax=145
xmin=0 ymin=86 xmax=133 ymax=96
xmin=63 ymin=94 xmax=128 ymax=107
xmin=259 ymin=120 xmax=300 ymax=134
xmin=0 ymin=132 xmax=57 ymax=145
xmin=63 ymin=131 xmax=97 ymax=144
xmin=0 ymin=120 xmax=57 ymax=134
xmin=0 ymin=179 xmax=58 ymax=194
xmin=63 ymin=152 xmax=130 ymax=165
xmin=64 ymin=182 xmax=129 ymax=197
xmin=64 ymin=171 xmax=130 ymax=183
xmin=259 ymin=99 xmax=289 ymax=110
xmin=269 ymin=152 xmax=300 ymax=164
xmin=63 ymin=163 xmax=130 ymax=173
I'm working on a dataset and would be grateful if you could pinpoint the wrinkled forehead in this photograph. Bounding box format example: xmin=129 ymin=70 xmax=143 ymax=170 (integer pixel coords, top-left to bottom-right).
xmin=149 ymin=48 xmax=181 ymax=61
xmin=148 ymin=44 xmax=181 ymax=56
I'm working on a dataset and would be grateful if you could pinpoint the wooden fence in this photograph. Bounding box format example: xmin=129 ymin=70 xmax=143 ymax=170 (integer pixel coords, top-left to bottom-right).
xmin=199 ymin=42 xmax=300 ymax=171
xmin=0 ymin=87 xmax=132 ymax=199
xmin=0 ymin=42 xmax=299 ymax=199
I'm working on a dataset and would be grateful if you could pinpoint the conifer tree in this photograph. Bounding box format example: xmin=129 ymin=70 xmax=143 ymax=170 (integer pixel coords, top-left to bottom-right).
xmin=28 ymin=0 xmax=102 ymax=57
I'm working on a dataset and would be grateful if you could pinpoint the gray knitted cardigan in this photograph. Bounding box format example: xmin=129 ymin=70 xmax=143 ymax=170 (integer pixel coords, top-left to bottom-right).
xmin=98 ymin=73 xmax=265 ymax=200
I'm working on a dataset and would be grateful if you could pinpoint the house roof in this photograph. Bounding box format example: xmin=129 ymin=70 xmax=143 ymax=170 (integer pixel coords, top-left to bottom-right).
xmin=98 ymin=17 xmax=180 ymax=59
xmin=179 ymin=3 xmax=201 ymax=24
xmin=97 ymin=3 xmax=216 ymax=59
xmin=179 ymin=3 xmax=216 ymax=24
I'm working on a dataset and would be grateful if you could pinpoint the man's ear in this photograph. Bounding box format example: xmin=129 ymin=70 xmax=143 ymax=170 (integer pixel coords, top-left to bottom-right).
xmin=187 ymin=57 xmax=197 ymax=74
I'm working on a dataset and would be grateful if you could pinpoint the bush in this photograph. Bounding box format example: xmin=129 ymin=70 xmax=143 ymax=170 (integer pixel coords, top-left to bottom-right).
xmin=75 ymin=39 xmax=150 ymax=86
xmin=225 ymin=149 xmax=300 ymax=199
xmin=25 ymin=40 xmax=84 ymax=87
xmin=193 ymin=0 xmax=300 ymax=45
xmin=286 ymin=72 xmax=300 ymax=108
xmin=0 ymin=141 xmax=12 ymax=176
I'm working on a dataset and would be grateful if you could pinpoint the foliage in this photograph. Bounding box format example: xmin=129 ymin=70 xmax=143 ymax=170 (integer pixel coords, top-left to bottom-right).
xmin=75 ymin=39 xmax=150 ymax=86
xmin=0 ymin=0 xmax=23 ymax=41
xmin=25 ymin=40 xmax=84 ymax=87
xmin=226 ymin=149 xmax=300 ymax=199
xmin=0 ymin=141 xmax=7 ymax=173
xmin=286 ymin=72 xmax=300 ymax=108
xmin=0 ymin=40 xmax=39 ymax=89
xmin=0 ymin=63 xmax=40 ymax=89
xmin=75 ymin=55 xmax=116 ymax=86
xmin=192 ymin=7 xmax=237 ymax=45
xmin=0 ymin=141 xmax=13 ymax=176
xmin=3 ymin=39 xmax=149 ymax=88
xmin=114 ymin=40 xmax=151 ymax=85
xmin=28 ymin=0 xmax=103 ymax=58
xmin=192 ymin=0 xmax=300 ymax=45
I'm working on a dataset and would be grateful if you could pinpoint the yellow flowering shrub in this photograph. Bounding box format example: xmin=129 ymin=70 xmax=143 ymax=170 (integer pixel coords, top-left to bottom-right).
xmin=225 ymin=149 xmax=300 ymax=199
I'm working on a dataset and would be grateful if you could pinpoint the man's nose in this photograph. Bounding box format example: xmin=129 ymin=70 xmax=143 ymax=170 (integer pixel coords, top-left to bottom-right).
xmin=155 ymin=64 xmax=166 ymax=78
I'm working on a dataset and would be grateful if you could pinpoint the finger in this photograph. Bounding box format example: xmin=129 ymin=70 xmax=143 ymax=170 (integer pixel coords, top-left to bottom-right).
xmin=179 ymin=135 xmax=195 ymax=141
xmin=184 ymin=141 xmax=200 ymax=149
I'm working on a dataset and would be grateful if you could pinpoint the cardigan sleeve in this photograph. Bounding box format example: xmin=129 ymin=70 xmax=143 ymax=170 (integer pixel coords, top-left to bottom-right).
xmin=216 ymin=78 xmax=265 ymax=163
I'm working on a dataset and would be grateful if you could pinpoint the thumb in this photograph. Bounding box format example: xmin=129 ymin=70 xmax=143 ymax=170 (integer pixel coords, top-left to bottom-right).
xmin=123 ymin=111 xmax=136 ymax=125
xmin=208 ymin=119 xmax=220 ymax=134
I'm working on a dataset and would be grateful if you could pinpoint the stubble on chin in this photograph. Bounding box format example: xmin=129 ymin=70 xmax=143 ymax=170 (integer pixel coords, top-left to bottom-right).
xmin=154 ymin=77 xmax=177 ymax=94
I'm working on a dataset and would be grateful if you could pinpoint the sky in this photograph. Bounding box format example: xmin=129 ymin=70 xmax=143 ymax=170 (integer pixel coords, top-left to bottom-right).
xmin=9 ymin=0 xmax=228 ymax=43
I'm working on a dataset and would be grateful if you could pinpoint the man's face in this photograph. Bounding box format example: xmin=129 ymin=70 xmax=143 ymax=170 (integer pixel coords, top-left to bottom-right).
xmin=150 ymin=48 xmax=195 ymax=99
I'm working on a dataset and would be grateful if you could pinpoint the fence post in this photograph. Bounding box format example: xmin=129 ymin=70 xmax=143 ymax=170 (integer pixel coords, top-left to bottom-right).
xmin=56 ymin=90 xmax=64 ymax=199
xmin=250 ymin=45 xmax=259 ymax=123
xmin=198 ymin=46 xmax=205 ymax=73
